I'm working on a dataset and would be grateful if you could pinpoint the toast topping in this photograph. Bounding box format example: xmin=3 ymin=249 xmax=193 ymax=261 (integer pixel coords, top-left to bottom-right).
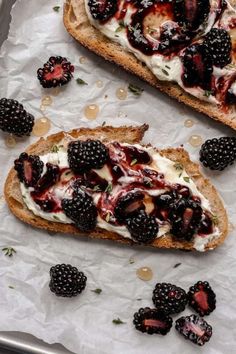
xmin=17 ymin=139 xmax=220 ymax=250
xmin=85 ymin=0 xmax=236 ymax=106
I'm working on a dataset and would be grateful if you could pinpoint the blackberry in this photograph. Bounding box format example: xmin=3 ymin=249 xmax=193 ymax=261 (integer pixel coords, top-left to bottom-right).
xmin=169 ymin=198 xmax=203 ymax=241
xmin=49 ymin=264 xmax=87 ymax=297
xmin=37 ymin=56 xmax=74 ymax=88
xmin=126 ymin=210 xmax=159 ymax=243
xmin=182 ymin=44 xmax=213 ymax=90
xmin=133 ymin=307 xmax=173 ymax=335
xmin=62 ymin=189 xmax=97 ymax=232
xmin=199 ymin=137 xmax=236 ymax=171
xmin=188 ymin=281 xmax=216 ymax=316
xmin=114 ymin=191 xmax=145 ymax=223
xmin=175 ymin=314 xmax=212 ymax=346
xmin=34 ymin=198 xmax=58 ymax=212
xmin=152 ymin=283 xmax=187 ymax=315
xmin=68 ymin=139 xmax=109 ymax=173
xmin=34 ymin=163 xmax=60 ymax=193
xmin=14 ymin=152 xmax=44 ymax=187
xmin=203 ymin=28 xmax=232 ymax=68
xmin=173 ymin=0 xmax=210 ymax=31
xmin=88 ymin=0 xmax=118 ymax=21
xmin=0 ymin=98 xmax=34 ymax=137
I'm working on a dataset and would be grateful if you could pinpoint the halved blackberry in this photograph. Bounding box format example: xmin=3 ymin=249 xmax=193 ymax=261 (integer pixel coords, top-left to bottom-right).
xmin=173 ymin=0 xmax=210 ymax=30
xmin=175 ymin=314 xmax=212 ymax=346
xmin=34 ymin=198 xmax=58 ymax=212
xmin=203 ymin=28 xmax=232 ymax=68
xmin=182 ymin=44 xmax=213 ymax=90
xmin=114 ymin=191 xmax=145 ymax=223
xmin=152 ymin=283 xmax=187 ymax=315
xmin=62 ymin=189 xmax=97 ymax=232
xmin=14 ymin=152 xmax=44 ymax=187
xmin=126 ymin=210 xmax=159 ymax=243
xmin=34 ymin=163 xmax=60 ymax=193
xmin=37 ymin=56 xmax=74 ymax=88
xmin=133 ymin=307 xmax=173 ymax=335
xmin=0 ymin=98 xmax=34 ymax=137
xmin=68 ymin=139 xmax=109 ymax=173
xmin=49 ymin=264 xmax=87 ymax=297
xmin=88 ymin=0 xmax=118 ymax=21
xmin=188 ymin=281 xmax=216 ymax=316
xmin=169 ymin=198 xmax=203 ymax=241
xmin=199 ymin=137 xmax=236 ymax=171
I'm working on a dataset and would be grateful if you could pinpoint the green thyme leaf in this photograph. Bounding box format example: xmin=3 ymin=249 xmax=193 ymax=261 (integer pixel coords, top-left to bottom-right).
xmin=51 ymin=145 xmax=59 ymax=153
xmin=183 ymin=176 xmax=190 ymax=183
xmin=130 ymin=159 xmax=137 ymax=166
xmin=161 ymin=68 xmax=169 ymax=76
xmin=165 ymin=65 xmax=171 ymax=69
xmin=173 ymin=263 xmax=182 ymax=268
xmin=2 ymin=247 xmax=16 ymax=257
xmin=8 ymin=285 xmax=14 ymax=289
xmin=212 ymin=214 xmax=219 ymax=225
xmin=115 ymin=20 xmax=125 ymax=32
xmin=105 ymin=182 xmax=113 ymax=194
xmin=112 ymin=318 xmax=126 ymax=325
xmin=105 ymin=212 xmax=110 ymax=223
xmin=76 ymin=78 xmax=88 ymax=85
xmin=129 ymin=257 xmax=135 ymax=264
xmin=91 ymin=288 xmax=102 ymax=294
xmin=136 ymin=298 xmax=142 ymax=301
xmin=174 ymin=163 xmax=183 ymax=177
xmin=204 ymin=90 xmax=213 ymax=98
xmin=102 ymin=121 xmax=106 ymax=127
xmin=93 ymin=185 xmax=101 ymax=192
xmin=128 ymin=83 xmax=143 ymax=96
xmin=53 ymin=6 xmax=60 ymax=12
xmin=53 ymin=215 xmax=60 ymax=221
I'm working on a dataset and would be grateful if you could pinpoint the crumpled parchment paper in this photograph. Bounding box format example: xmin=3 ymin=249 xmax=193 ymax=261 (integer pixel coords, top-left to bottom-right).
xmin=0 ymin=1 xmax=236 ymax=353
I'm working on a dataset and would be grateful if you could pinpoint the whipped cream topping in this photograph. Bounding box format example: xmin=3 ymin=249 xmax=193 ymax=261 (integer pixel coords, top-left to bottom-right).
xmin=20 ymin=138 xmax=220 ymax=251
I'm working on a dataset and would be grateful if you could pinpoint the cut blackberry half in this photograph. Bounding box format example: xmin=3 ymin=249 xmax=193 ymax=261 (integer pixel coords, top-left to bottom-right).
xmin=152 ymin=283 xmax=187 ymax=315
xmin=37 ymin=56 xmax=74 ymax=88
xmin=188 ymin=281 xmax=216 ymax=316
xmin=199 ymin=137 xmax=236 ymax=171
xmin=169 ymin=198 xmax=203 ymax=241
xmin=175 ymin=314 xmax=212 ymax=346
xmin=14 ymin=152 xmax=44 ymax=187
xmin=62 ymin=189 xmax=97 ymax=232
xmin=173 ymin=0 xmax=210 ymax=31
xmin=114 ymin=191 xmax=145 ymax=223
xmin=68 ymin=139 xmax=109 ymax=173
xmin=0 ymin=98 xmax=34 ymax=137
xmin=49 ymin=264 xmax=87 ymax=297
xmin=88 ymin=0 xmax=118 ymax=21
xmin=203 ymin=28 xmax=232 ymax=68
xmin=34 ymin=163 xmax=60 ymax=193
xmin=126 ymin=210 xmax=159 ymax=243
xmin=182 ymin=44 xmax=213 ymax=90
xmin=133 ymin=307 xmax=173 ymax=335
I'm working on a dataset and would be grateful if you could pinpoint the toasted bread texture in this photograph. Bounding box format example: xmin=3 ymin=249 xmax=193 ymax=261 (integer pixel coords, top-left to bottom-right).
xmin=4 ymin=125 xmax=228 ymax=251
xmin=63 ymin=0 xmax=236 ymax=130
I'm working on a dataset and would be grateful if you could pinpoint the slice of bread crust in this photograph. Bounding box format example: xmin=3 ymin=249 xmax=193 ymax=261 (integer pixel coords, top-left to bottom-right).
xmin=63 ymin=0 xmax=236 ymax=131
xmin=4 ymin=125 xmax=228 ymax=251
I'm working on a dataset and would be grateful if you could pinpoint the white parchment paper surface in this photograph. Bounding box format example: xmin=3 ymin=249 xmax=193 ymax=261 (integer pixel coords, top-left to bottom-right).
xmin=0 ymin=1 xmax=236 ymax=353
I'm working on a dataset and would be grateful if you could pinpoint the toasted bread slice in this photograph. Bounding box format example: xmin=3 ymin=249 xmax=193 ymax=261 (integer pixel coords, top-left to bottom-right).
xmin=4 ymin=124 xmax=228 ymax=251
xmin=63 ymin=0 xmax=236 ymax=131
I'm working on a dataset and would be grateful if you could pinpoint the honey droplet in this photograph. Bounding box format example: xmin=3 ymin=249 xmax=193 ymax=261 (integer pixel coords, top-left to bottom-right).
xmin=184 ymin=119 xmax=194 ymax=128
xmin=33 ymin=117 xmax=51 ymax=137
xmin=188 ymin=135 xmax=203 ymax=147
xmin=5 ymin=135 xmax=16 ymax=148
xmin=84 ymin=104 xmax=99 ymax=120
xmin=116 ymin=87 xmax=127 ymax=100
xmin=79 ymin=56 xmax=87 ymax=64
xmin=41 ymin=95 xmax=53 ymax=106
xmin=40 ymin=104 xmax=46 ymax=112
xmin=96 ymin=80 xmax=103 ymax=88
xmin=136 ymin=267 xmax=153 ymax=281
